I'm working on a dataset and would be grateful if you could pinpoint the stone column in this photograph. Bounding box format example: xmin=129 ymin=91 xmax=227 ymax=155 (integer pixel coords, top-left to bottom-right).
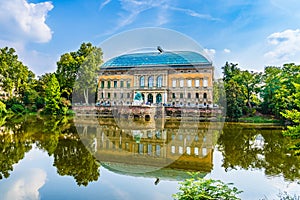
xmin=144 ymin=92 xmax=148 ymax=104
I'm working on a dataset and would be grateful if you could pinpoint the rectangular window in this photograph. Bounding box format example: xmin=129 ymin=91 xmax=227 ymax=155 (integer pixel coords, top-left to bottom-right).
xmin=101 ymin=81 xmax=105 ymax=88
xmin=156 ymin=145 xmax=161 ymax=156
xmin=107 ymin=81 xmax=111 ymax=89
xmin=195 ymin=79 xmax=200 ymax=87
xmin=194 ymin=147 xmax=199 ymax=156
xmin=127 ymin=80 xmax=130 ymax=88
xmin=101 ymin=92 xmax=104 ymax=98
xmin=171 ymin=146 xmax=176 ymax=154
xmin=195 ymin=93 xmax=199 ymax=99
xmin=114 ymin=93 xmax=117 ymax=98
xmin=187 ymin=93 xmax=191 ymax=98
xmin=127 ymin=93 xmax=130 ymax=98
xmin=187 ymin=79 xmax=192 ymax=87
xmin=203 ymin=79 xmax=208 ymax=88
xmin=120 ymin=93 xmax=123 ymax=98
xmin=172 ymin=79 xmax=176 ymax=87
xmin=180 ymin=93 xmax=183 ymax=98
xmin=147 ymin=144 xmax=152 ymax=155
xmin=107 ymin=92 xmax=110 ymax=99
xmin=114 ymin=81 xmax=117 ymax=88
xmin=180 ymin=80 xmax=184 ymax=88
xmin=138 ymin=144 xmax=144 ymax=154
xmin=172 ymin=93 xmax=176 ymax=99
xmin=120 ymin=80 xmax=124 ymax=88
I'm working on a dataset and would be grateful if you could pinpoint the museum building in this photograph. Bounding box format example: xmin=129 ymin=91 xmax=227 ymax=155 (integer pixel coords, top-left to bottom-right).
xmin=97 ymin=48 xmax=214 ymax=107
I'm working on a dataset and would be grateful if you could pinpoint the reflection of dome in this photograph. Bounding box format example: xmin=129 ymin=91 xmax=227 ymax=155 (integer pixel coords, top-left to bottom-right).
xmin=102 ymin=51 xmax=211 ymax=69
xmin=101 ymin=162 xmax=207 ymax=181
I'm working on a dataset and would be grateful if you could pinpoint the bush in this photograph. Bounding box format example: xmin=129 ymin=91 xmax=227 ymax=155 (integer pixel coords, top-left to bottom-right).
xmin=10 ymin=104 xmax=25 ymax=114
xmin=0 ymin=101 xmax=7 ymax=114
xmin=173 ymin=174 xmax=242 ymax=200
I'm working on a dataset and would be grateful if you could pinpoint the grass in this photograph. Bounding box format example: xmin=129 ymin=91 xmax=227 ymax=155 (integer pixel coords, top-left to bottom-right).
xmin=238 ymin=115 xmax=281 ymax=123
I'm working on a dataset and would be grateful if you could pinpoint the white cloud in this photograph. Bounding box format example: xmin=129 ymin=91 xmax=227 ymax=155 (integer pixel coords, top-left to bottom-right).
xmin=223 ymin=48 xmax=231 ymax=53
xmin=103 ymin=0 xmax=219 ymax=35
xmin=99 ymin=0 xmax=111 ymax=10
xmin=264 ymin=29 xmax=300 ymax=63
xmin=0 ymin=39 xmax=56 ymax=76
xmin=0 ymin=0 xmax=53 ymax=43
xmin=0 ymin=168 xmax=47 ymax=200
xmin=169 ymin=7 xmax=220 ymax=21
xmin=204 ymin=48 xmax=216 ymax=60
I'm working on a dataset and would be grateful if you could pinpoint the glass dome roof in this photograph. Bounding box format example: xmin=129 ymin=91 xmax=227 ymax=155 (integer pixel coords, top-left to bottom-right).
xmin=101 ymin=51 xmax=211 ymax=69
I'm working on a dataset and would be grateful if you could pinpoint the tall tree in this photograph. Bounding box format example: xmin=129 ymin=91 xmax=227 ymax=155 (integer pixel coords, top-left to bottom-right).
xmin=74 ymin=46 xmax=103 ymax=104
xmin=261 ymin=64 xmax=300 ymax=117
xmin=236 ymin=70 xmax=262 ymax=109
xmin=222 ymin=62 xmax=244 ymax=119
xmin=56 ymin=42 xmax=103 ymax=103
xmin=281 ymin=74 xmax=300 ymax=155
xmin=44 ymin=74 xmax=62 ymax=115
xmin=260 ymin=66 xmax=282 ymax=115
xmin=0 ymin=47 xmax=34 ymax=99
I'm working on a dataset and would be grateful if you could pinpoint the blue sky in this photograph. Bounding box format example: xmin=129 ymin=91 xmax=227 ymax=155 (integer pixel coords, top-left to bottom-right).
xmin=1 ymin=0 xmax=300 ymax=76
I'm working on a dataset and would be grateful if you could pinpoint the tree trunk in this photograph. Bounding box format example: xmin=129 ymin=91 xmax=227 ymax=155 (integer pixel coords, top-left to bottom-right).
xmin=83 ymin=88 xmax=89 ymax=104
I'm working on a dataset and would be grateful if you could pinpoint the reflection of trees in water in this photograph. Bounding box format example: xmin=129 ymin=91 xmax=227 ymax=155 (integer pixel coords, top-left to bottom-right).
xmin=0 ymin=116 xmax=33 ymax=179
xmin=0 ymin=116 xmax=100 ymax=186
xmin=53 ymin=138 xmax=100 ymax=186
xmin=218 ymin=124 xmax=300 ymax=181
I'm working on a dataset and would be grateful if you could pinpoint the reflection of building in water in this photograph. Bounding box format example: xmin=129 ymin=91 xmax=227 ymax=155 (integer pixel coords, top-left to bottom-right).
xmin=97 ymin=48 xmax=214 ymax=107
xmin=75 ymin=117 xmax=220 ymax=180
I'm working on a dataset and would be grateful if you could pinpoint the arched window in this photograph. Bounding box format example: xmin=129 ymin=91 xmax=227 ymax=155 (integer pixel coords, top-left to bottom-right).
xmin=140 ymin=76 xmax=145 ymax=88
xmin=148 ymin=76 xmax=154 ymax=88
xmin=157 ymin=76 xmax=163 ymax=88
xmin=203 ymin=93 xmax=207 ymax=99
xmin=156 ymin=93 xmax=162 ymax=103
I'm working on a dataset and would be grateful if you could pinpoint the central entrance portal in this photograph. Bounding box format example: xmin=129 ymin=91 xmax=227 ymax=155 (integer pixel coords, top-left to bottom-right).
xmin=148 ymin=93 xmax=153 ymax=104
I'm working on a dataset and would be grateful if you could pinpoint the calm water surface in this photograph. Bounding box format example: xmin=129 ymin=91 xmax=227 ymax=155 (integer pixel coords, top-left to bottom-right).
xmin=0 ymin=116 xmax=299 ymax=200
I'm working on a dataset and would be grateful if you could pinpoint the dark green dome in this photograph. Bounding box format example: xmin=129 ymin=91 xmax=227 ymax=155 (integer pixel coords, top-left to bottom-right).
xmin=101 ymin=51 xmax=211 ymax=69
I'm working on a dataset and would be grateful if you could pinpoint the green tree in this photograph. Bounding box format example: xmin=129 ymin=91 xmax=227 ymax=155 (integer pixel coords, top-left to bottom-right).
xmin=213 ymin=78 xmax=226 ymax=106
xmin=281 ymin=82 xmax=300 ymax=155
xmin=33 ymin=73 xmax=55 ymax=110
xmin=0 ymin=47 xmax=35 ymax=99
xmin=56 ymin=42 xmax=103 ymax=103
xmin=261 ymin=64 xmax=300 ymax=117
xmin=260 ymin=66 xmax=282 ymax=115
xmin=173 ymin=173 xmax=242 ymax=200
xmin=225 ymin=79 xmax=244 ymax=119
xmin=236 ymin=70 xmax=262 ymax=110
xmin=44 ymin=74 xmax=62 ymax=115
xmin=74 ymin=46 xmax=103 ymax=104
xmin=222 ymin=63 xmax=244 ymax=119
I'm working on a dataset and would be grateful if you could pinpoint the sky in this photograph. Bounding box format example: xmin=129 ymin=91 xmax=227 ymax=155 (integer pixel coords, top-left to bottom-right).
xmin=1 ymin=0 xmax=300 ymax=76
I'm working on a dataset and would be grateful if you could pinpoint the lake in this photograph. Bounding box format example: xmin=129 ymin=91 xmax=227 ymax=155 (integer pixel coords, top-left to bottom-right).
xmin=0 ymin=115 xmax=299 ymax=200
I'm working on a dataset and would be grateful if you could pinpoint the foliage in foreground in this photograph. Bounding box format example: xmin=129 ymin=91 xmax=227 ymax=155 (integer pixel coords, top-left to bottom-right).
xmin=173 ymin=174 xmax=242 ymax=200
xmin=281 ymin=82 xmax=300 ymax=155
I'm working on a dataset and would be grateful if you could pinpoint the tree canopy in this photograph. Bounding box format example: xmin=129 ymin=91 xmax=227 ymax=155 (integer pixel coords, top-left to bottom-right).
xmin=0 ymin=47 xmax=35 ymax=99
xmin=56 ymin=42 xmax=103 ymax=104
